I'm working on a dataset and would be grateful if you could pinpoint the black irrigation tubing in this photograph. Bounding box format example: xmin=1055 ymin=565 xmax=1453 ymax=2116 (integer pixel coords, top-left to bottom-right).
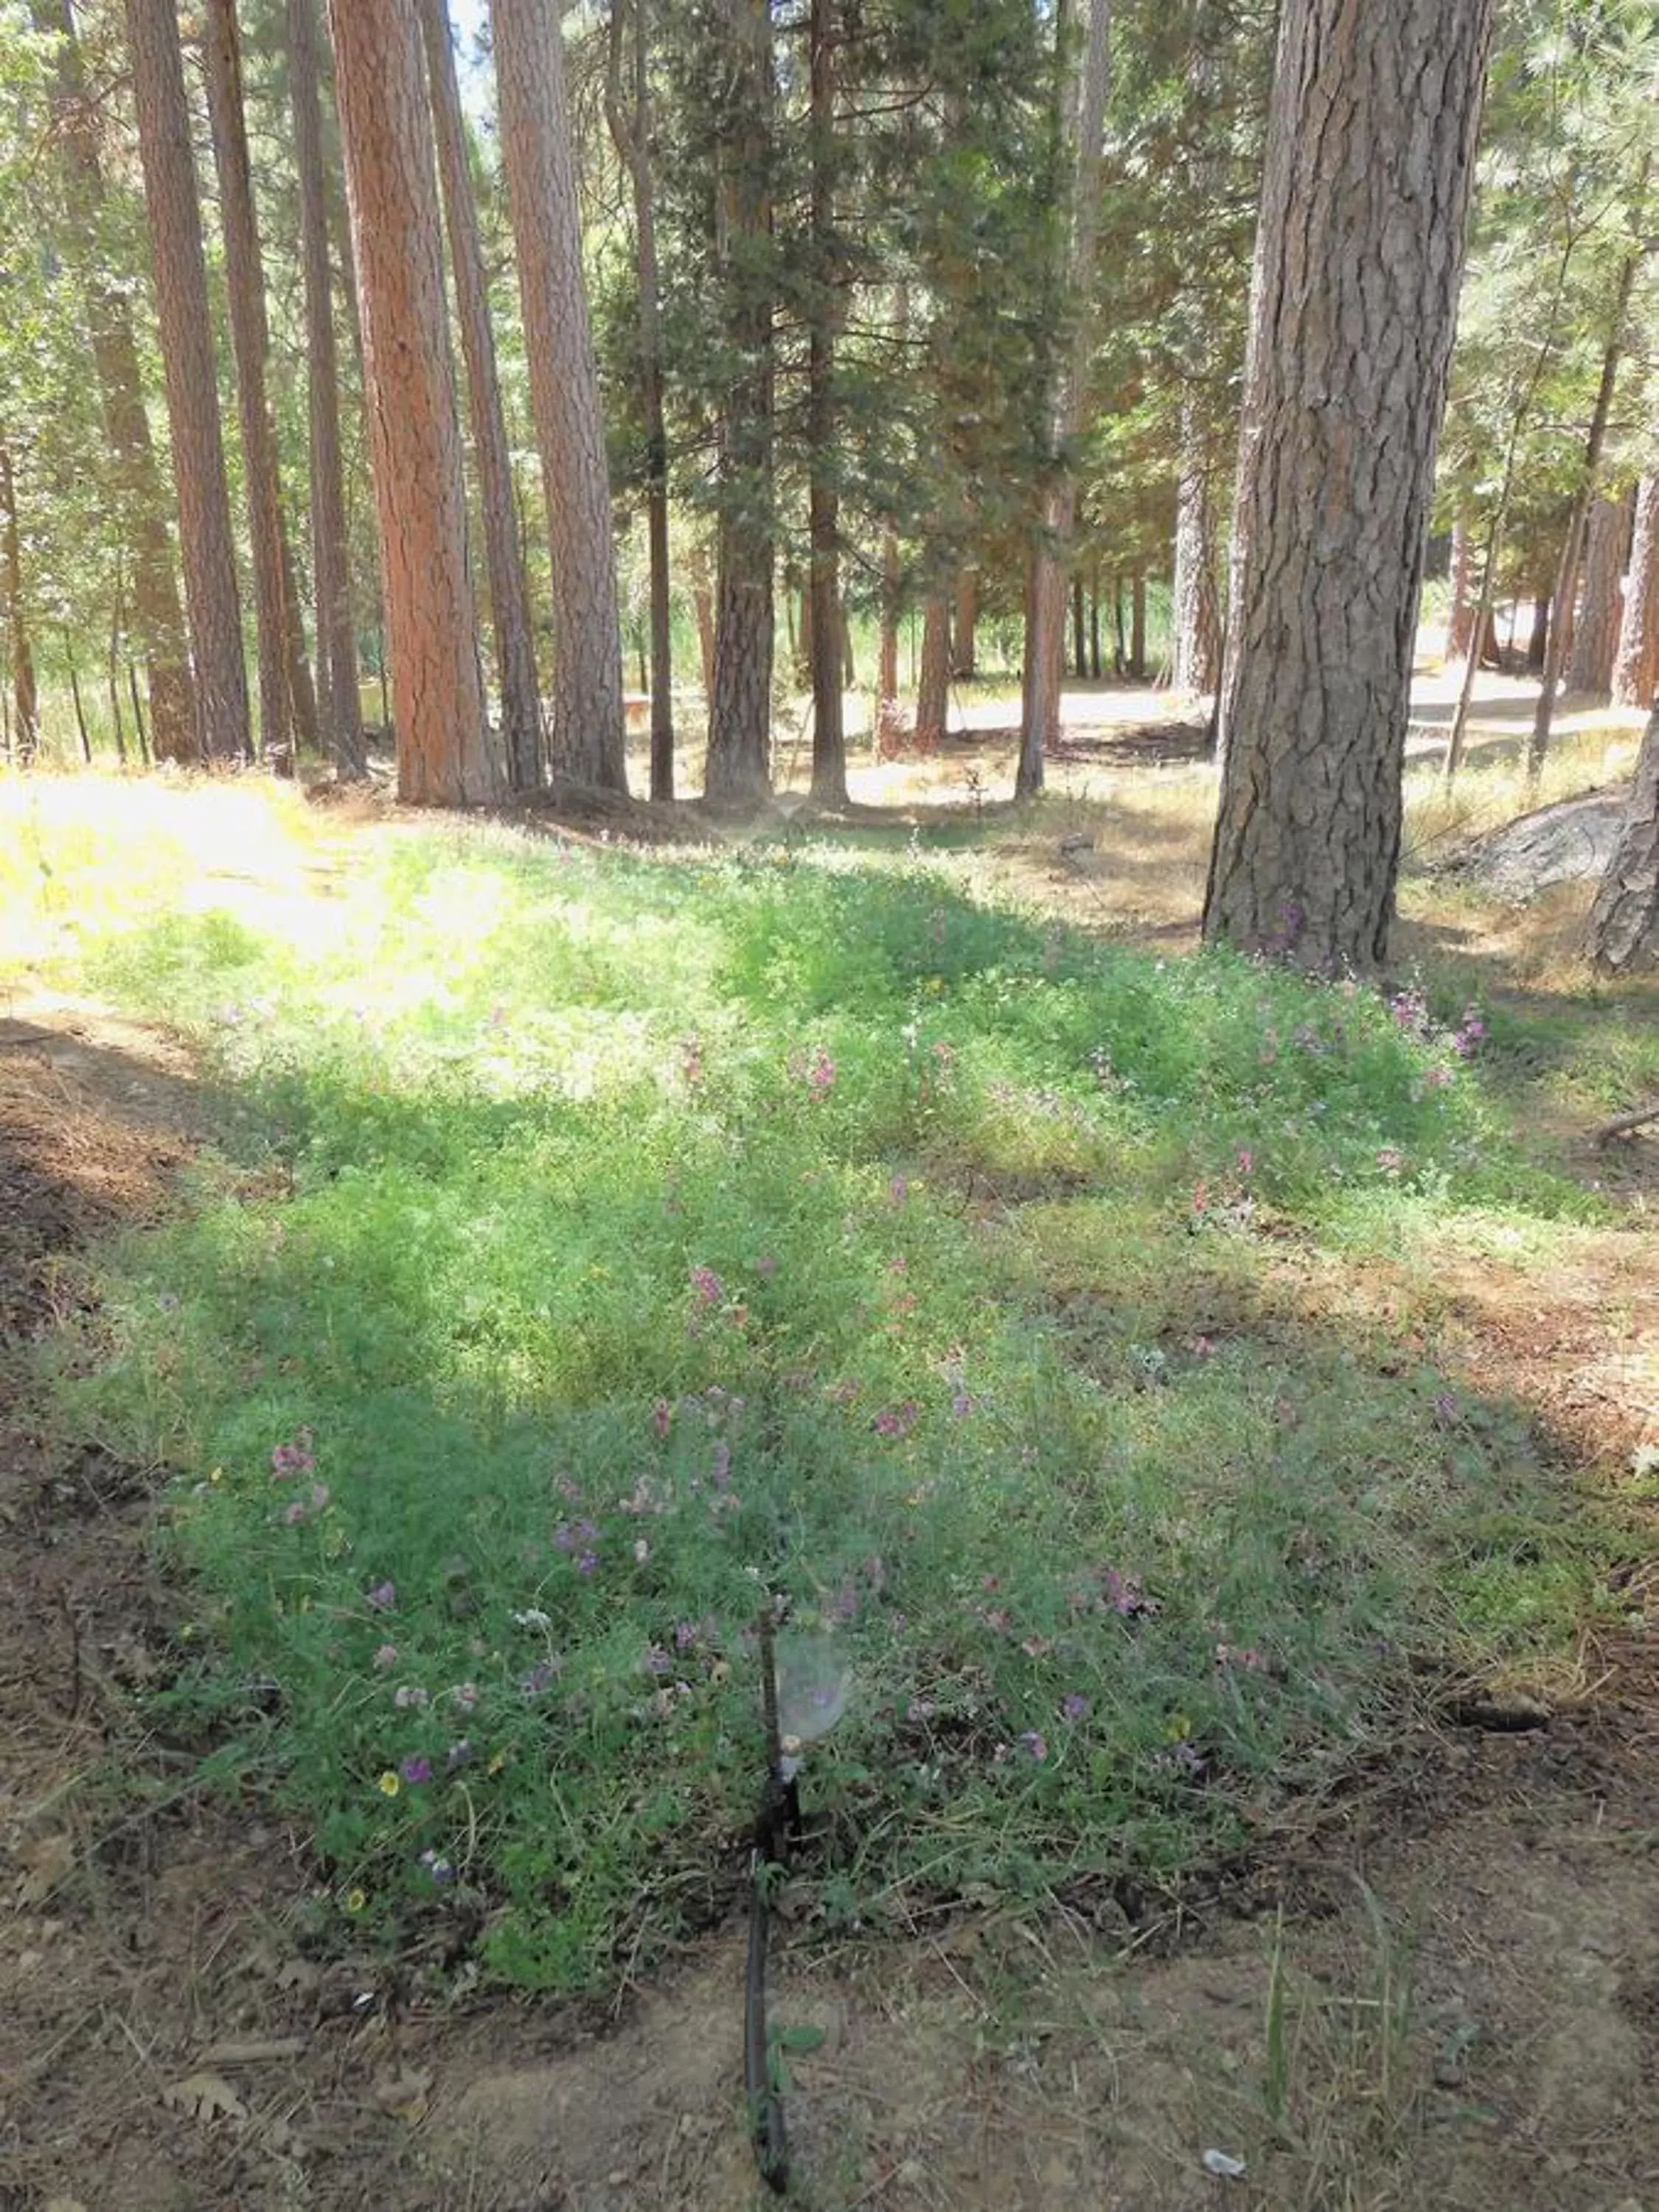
xmin=745 ymin=1604 xmax=800 ymax=2195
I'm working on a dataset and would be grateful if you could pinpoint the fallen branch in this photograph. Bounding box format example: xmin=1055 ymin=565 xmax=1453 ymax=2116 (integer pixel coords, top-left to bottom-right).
xmin=1594 ymin=1100 xmax=1659 ymax=1145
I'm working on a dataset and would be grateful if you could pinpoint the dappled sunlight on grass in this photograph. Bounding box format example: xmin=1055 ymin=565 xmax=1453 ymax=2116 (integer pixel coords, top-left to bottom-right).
xmin=7 ymin=776 xmax=1642 ymax=1997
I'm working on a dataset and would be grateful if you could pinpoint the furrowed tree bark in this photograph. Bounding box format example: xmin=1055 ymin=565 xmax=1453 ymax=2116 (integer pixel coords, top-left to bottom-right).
xmin=328 ymin=0 xmax=496 ymax=804
xmin=288 ymin=0 xmax=364 ymax=776
xmin=277 ymin=514 xmax=319 ymax=765
xmin=704 ymin=0 xmax=776 ymax=810
xmin=1527 ymin=242 xmax=1638 ymax=781
xmin=605 ymin=0 xmax=675 ymax=800
xmin=493 ymin=0 xmax=627 ymax=793
xmin=806 ymin=0 xmax=846 ymax=806
xmin=1568 ymin=490 xmax=1628 ymax=700
xmin=203 ymin=0 xmax=307 ymax=768
xmin=422 ymin=0 xmax=542 ymax=793
xmin=1172 ymin=400 xmax=1220 ymax=694
xmin=0 ymin=437 xmax=38 ymax=762
xmin=914 ymin=588 xmax=949 ymax=750
xmin=125 ymin=0 xmax=250 ymax=764
xmin=952 ymin=565 xmax=977 ymax=679
xmin=32 ymin=0 xmax=193 ymax=761
xmin=1447 ymin=513 xmax=1475 ymax=660
xmin=1016 ymin=0 xmax=1111 ymax=798
xmin=1587 ymin=698 xmax=1659 ymax=973
xmin=1613 ymin=474 xmax=1659 ymax=710
xmin=1203 ymin=0 xmax=1495 ymax=972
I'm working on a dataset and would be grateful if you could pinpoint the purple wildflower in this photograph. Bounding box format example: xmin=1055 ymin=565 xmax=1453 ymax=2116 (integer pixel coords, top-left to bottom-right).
xmin=366 ymin=1580 xmax=396 ymax=1612
xmin=519 ymin=1659 xmax=557 ymax=1698
xmin=393 ymin=1684 xmax=428 ymax=1710
xmin=645 ymin=1645 xmax=672 ymax=1675
xmin=577 ymin=1550 xmax=599 ymax=1575
xmin=418 ymin=1848 xmax=454 ymax=1884
xmin=1433 ymin=1391 xmax=1460 ymax=1427
xmin=400 ymin=1756 xmax=431 ymax=1784
xmin=689 ymin=1265 xmax=723 ymax=1305
xmin=270 ymin=1429 xmax=315 ymax=1479
xmin=872 ymin=1400 xmax=919 ymax=1440
xmin=1062 ymin=1693 xmax=1088 ymax=1722
xmin=712 ymin=1439 xmax=731 ymax=1487
xmin=1018 ymin=1731 xmax=1047 ymax=1762
xmin=372 ymin=1644 xmax=397 ymax=1670
xmin=889 ymin=1172 xmax=908 ymax=1205
xmin=807 ymin=1048 xmax=836 ymax=1100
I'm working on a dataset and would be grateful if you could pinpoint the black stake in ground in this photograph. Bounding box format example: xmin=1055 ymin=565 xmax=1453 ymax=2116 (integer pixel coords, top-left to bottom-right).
xmin=746 ymin=1603 xmax=800 ymax=2194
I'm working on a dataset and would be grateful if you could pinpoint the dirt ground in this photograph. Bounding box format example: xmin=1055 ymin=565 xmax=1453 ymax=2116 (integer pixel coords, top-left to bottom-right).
xmin=3 ymin=744 xmax=1658 ymax=2212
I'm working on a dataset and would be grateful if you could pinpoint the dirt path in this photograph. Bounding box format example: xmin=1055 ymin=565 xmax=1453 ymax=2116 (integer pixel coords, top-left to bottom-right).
xmin=3 ymin=866 xmax=1658 ymax=2209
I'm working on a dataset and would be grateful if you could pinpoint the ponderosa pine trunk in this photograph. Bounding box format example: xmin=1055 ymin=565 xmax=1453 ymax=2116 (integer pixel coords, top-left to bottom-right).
xmin=806 ymin=0 xmax=845 ymax=805
xmin=1172 ymin=403 xmax=1220 ymax=694
xmin=605 ymin=0 xmax=675 ymax=800
xmin=952 ymin=566 xmax=978 ymax=679
xmin=203 ymin=0 xmax=305 ymax=767
xmin=328 ymin=0 xmax=495 ymax=804
xmin=1613 ymin=474 xmax=1659 ymax=710
xmin=32 ymin=0 xmax=194 ymax=763
xmin=125 ymin=0 xmax=249 ymax=764
xmin=914 ymin=590 xmax=950 ymax=750
xmin=1568 ymin=491 xmax=1628 ymax=699
xmin=1587 ymin=699 xmax=1659 ymax=973
xmin=1130 ymin=573 xmax=1146 ymax=678
xmin=1527 ymin=242 xmax=1638 ymax=780
xmin=0 ymin=437 xmax=38 ymax=762
xmin=1016 ymin=0 xmax=1111 ymax=798
xmin=277 ymin=512 xmax=319 ymax=765
xmin=422 ymin=0 xmax=542 ymax=793
xmin=493 ymin=0 xmax=627 ymax=792
xmin=1203 ymin=0 xmax=1495 ymax=972
xmin=1447 ymin=514 xmax=1476 ymax=660
xmin=704 ymin=0 xmax=776 ymax=810
xmin=288 ymin=0 xmax=364 ymax=776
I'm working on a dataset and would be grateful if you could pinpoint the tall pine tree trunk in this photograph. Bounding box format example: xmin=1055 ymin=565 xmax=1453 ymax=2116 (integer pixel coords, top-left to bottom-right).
xmin=1587 ymin=699 xmax=1659 ymax=973
xmin=1203 ymin=0 xmax=1495 ymax=971
xmin=328 ymin=0 xmax=495 ymax=804
xmin=0 ymin=437 xmax=38 ymax=762
xmin=203 ymin=0 xmax=305 ymax=767
xmin=1447 ymin=513 xmax=1476 ymax=660
xmin=1172 ymin=403 xmax=1220 ymax=693
xmin=605 ymin=0 xmax=675 ymax=800
xmin=914 ymin=590 xmax=950 ymax=750
xmin=125 ymin=0 xmax=249 ymax=763
xmin=1016 ymin=0 xmax=1110 ymax=797
xmin=422 ymin=0 xmax=542 ymax=792
xmin=33 ymin=0 xmax=193 ymax=760
xmin=1568 ymin=491 xmax=1628 ymax=699
xmin=288 ymin=0 xmax=364 ymax=776
xmin=952 ymin=565 xmax=978 ymax=679
xmin=806 ymin=0 xmax=846 ymax=805
xmin=1613 ymin=474 xmax=1659 ymax=709
xmin=493 ymin=0 xmax=627 ymax=791
xmin=704 ymin=0 xmax=775 ymax=810
xmin=1528 ymin=243 xmax=1638 ymax=780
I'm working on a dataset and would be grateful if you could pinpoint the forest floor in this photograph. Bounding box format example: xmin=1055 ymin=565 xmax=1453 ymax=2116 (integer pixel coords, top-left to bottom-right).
xmin=2 ymin=674 xmax=1658 ymax=2212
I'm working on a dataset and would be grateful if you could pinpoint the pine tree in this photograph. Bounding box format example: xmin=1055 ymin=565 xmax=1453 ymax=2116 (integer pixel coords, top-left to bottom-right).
xmin=1204 ymin=0 xmax=1496 ymax=970
xmin=327 ymin=0 xmax=497 ymax=803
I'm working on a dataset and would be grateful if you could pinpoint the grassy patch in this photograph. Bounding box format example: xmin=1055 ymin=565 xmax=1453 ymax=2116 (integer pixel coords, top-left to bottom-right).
xmin=48 ymin=800 xmax=1626 ymax=1993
